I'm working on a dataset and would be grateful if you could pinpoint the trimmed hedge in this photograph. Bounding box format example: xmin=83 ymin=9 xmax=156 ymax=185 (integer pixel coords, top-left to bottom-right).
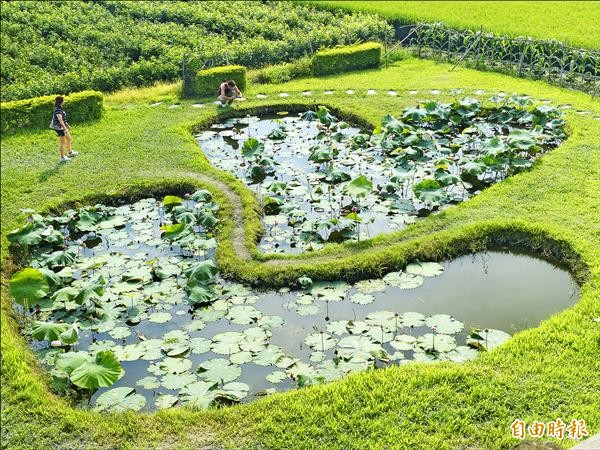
xmin=0 ymin=90 xmax=103 ymax=135
xmin=188 ymin=65 xmax=247 ymax=98
xmin=312 ymin=42 xmax=382 ymax=76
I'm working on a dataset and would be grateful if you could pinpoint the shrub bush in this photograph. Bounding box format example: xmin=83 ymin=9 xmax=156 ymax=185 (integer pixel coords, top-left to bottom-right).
xmin=0 ymin=90 xmax=103 ymax=135
xmin=312 ymin=42 xmax=383 ymax=76
xmin=249 ymin=57 xmax=313 ymax=85
xmin=187 ymin=65 xmax=247 ymax=98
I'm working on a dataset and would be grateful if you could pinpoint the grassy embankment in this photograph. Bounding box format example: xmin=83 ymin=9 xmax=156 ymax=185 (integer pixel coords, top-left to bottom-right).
xmin=2 ymin=57 xmax=599 ymax=449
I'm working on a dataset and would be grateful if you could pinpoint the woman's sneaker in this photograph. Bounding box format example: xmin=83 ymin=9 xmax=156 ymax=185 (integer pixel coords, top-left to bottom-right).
xmin=60 ymin=156 xmax=71 ymax=163
xmin=67 ymin=150 xmax=79 ymax=156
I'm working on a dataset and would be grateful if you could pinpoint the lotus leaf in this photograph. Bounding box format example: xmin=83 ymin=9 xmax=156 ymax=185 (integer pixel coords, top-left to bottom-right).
xmin=327 ymin=320 xmax=350 ymax=335
xmin=55 ymin=351 xmax=91 ymax=375
xmin=390 ymin=334 xmax=417 ymax=351
xmin=354 ymin=279 xmax=386 ymax=293
xmin=187 ymin=283 xmax=216 ymax=306
xmin=227 ymin=305 xmax=261 ymax=324
xmin=382 ymin=271 xmax=424 ymax=289
xmin=7 ymin=222 xmax=45 ymax=246
xmin=161 ymin=372 xmax=196 ymax=390
xmin=159 ymin=357 xmax=192 ymax=374
xmin=189 ymin=337 xmax=211 ymax=354
xmin=365 ymin=311 xmax=397 ymax=330
xmin=230 ymin=351 xmax=253 ymax=365
xmin=257 ymin=315 xmax=285 ymax=329
xmin=163 ymin=195 xmax=183 ymax=211
xmin=296 ymin=304 xmax=320 ymax=316
xmin=94 ymin=387 xmax=146 ymax=412
xmin=10 ymin=268 xmax=50 ymax=307
xmin=343 ymin=175 xmax=372 ymax=198
xmin=149 ymin=312 xmax=172 ymax=323
xmin=59 ymin=324 xmax=79 ymax=345
xmin=70 ymin=351 xmax=124 ymax=389
xmin=160 ymin=223 xmax=188 ymax=240
xmin=266 ymin=370 xmax=287 ymax=384
xmin=304 ymin=332 xmax=337 ymax=351
xmin=217 ymin=382 xmax=250 ymax=402
xmin=413 ymin=179 xmax=446 ymax=204
xmin=441 ymin=346 xmax=479 ymax=362
xmin=155 ymin=394 xmax=179 ymax=409
xmin=346 ymin=320 xmax=370 ymax=335
xmin=406 ymin=262 xmax=444 ymax=277
xmin=401 ymin=311 xmax=426 ymax=328
xmin=197 ymin=358 xmax=241 ymax=384
xmin=32 ymin=321 xmax=69 ymax=341
xmin=337 ymin=336 xmax=385 ymax=363
xmin=241 ymin=138 xmax=265 ymax=157
xmin=211 ymin=332 xmax=244 ymax=355
xmin=425 ymin=314 xmax=464 ymax=335
xmin=349 ymin=292 xmax=375 ymax=305
xmin=109 ymin=326 xmax=131 ymax=340
xmin=253 ymin=345 xmax=284 ymax=366
xmin=467 ymin=328 xmax=511 ymax=351
xmin=137 ymin=376 xmax=160 ymax=390
xmin=180 ymin=381 xmax=217 ymax=409
xmin=73 ymin=276 xmax=106 ymax=304
xmin=185 ymin=260 xmax=218 ymax=284
xmin=194 ymin=307 xmax=226 ymax=323
xmin=190 ymin=189 xmax=213 ymax=202
xmin=416 ymin=333 xmax=457 ymax=353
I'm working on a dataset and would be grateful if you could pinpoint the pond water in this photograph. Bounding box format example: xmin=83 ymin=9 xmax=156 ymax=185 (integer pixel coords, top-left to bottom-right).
xmin=13 ymin=197 xmax=577 ymax=412
xmin=93 ymin=249 xmax=577 ymax=412
xmin=195 ymin=98 xmax=565 ymax=254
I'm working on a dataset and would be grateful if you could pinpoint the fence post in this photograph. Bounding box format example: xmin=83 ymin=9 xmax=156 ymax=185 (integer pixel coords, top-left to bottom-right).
xmin=182 ymin=53 xmax=189 ymax=98
xmin=518 ymin=42 xmax=526 ymax=77
xmin=476 ymin=26 xmax=483 ymax=68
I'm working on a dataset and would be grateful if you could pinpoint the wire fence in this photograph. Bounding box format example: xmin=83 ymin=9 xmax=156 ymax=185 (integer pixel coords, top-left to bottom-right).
xmin=389 ymin=22 xmax=600 ymax=96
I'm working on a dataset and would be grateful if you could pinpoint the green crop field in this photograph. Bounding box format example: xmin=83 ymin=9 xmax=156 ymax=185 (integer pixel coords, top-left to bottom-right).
xmin=311 ymin=1 xmax=600 ymax=50
xmin=0 ymin=1 xmax=391 ymax=101
xmin=2 ymin=56 xmax=600 ymax=448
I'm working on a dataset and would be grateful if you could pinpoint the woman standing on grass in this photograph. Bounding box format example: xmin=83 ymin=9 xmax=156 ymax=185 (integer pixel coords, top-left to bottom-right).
xmin=50 ymin=95 xmax=78 ymax=162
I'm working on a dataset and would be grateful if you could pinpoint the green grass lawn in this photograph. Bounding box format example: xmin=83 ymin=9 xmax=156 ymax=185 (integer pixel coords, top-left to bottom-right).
xmin=311 ymin=1 xmax=600 ymax=50
xmin=2 ymin=57 xmax=600 ymax=449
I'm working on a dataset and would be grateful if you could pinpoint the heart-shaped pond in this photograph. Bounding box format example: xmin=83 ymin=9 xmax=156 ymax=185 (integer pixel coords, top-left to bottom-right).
xmin=196 ymin=95 xmax=565 ymax=253
xmin=9 ymin=194 xmax=577 ymax=412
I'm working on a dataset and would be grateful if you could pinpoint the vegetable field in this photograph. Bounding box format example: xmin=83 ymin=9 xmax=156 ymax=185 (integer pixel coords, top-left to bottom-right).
xmin=0 ymin=1 xmax=391 ymax=101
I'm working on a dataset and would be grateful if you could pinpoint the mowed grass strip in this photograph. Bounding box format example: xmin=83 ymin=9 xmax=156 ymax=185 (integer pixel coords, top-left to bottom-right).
xmin=1 ymin=57 xmax=599 ymax=449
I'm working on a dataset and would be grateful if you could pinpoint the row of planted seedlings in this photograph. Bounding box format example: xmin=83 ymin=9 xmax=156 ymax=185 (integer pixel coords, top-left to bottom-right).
xmin=8 ymin=187 xmax=514 ymax=411
xmin=196 ymin=93 xmax=566 ymax=253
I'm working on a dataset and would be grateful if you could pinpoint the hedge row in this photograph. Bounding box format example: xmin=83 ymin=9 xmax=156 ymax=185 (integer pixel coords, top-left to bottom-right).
xmin=0 ymin=91 xmax=103 ymax=135
xmin=185 ymin=65 xmax=247 ymax=98
xmin=312 ymin=42 xmax=383 ymax=76
xmin=189 ymin=43 xmax=382 ymax=97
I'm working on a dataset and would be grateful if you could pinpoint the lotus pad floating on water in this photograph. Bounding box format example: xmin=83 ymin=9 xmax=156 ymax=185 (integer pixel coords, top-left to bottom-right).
xmin=196 ymin=97 xmax=564 ymax=254
xmin=10 ymin=193 xmax=555 ymax=412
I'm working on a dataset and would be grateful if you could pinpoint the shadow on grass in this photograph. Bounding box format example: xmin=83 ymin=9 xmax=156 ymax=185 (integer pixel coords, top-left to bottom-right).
xmin=38 ymin=161 xmax=63 ymax=182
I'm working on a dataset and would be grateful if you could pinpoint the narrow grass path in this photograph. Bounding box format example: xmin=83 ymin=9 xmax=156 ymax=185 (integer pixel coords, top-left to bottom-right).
xmin=2 ymin=57 xmax=599 ymax=449
xmin=178 ymin=171 xmax=252 ymax=261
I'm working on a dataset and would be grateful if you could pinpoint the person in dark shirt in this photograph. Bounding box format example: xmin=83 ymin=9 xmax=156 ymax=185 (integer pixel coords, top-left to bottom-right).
xmin=51 ymin=95 xmax=79 ymax=162
xmin=217 ymin=80 xmax=243 ymax=106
